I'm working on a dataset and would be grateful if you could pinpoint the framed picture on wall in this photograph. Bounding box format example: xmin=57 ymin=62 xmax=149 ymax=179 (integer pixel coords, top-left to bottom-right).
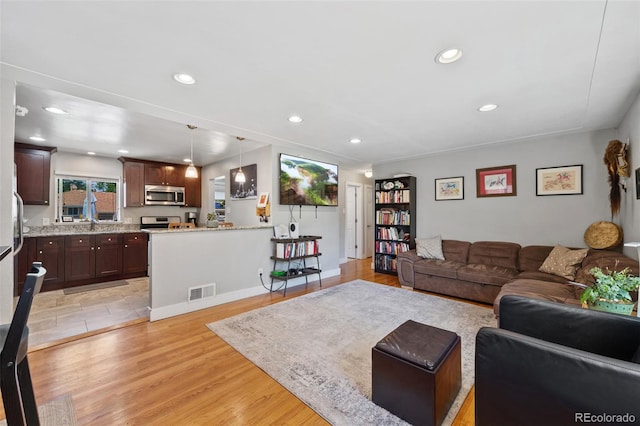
xmin=230 ymin=163 xmax=258 ymax=200
xmin=435 ymin=176 xmax=464 ymax=200
xmin=476 ymin=165 xmax=517 ymax=197
xmin=536 ymin=164 xmax=583 ymax=196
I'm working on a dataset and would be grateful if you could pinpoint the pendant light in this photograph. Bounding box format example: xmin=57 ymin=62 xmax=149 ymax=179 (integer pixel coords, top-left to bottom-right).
xmin=185 ymin=124 xmax=198 ymax=178
xmin=235 ymin=136 xmax=246 ymax=183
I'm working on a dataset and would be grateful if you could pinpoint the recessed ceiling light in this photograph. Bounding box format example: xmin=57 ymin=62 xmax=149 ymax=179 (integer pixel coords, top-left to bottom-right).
xmin=87 ymin=151 xmax=96 ymax=156
xmin=477 ymin=104 xmax=498 ymax=112
xmin=118 ymin=149 xmax=129 ymax=154
xmin=350 ymin=138 xmax=362 ymax=144
xmin=29 ymin=136 xmax=46 ymax=142
xmin=43 ymin=106 xmax=68 ymax=114
xmin=288 ymin=115 xmax=303 ymax=123
xmin=435 ymin=48 xmax=463 ymax=64
xmin=173 ymin=73 xmax=196 ymax=85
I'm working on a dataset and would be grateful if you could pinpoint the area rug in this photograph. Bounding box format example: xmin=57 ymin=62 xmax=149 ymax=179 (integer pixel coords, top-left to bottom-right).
xmin=63 ymin=279 xmax=128 ymax=295
xmin=0 ymin=393 xmax=77 ymax=426
xmin=207 ymin=280 xmax=496 ymax=425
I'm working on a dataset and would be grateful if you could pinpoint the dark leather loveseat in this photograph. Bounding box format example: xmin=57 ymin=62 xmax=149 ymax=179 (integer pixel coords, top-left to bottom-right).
xmin=475 ymin=295 xmax=640 ymax=426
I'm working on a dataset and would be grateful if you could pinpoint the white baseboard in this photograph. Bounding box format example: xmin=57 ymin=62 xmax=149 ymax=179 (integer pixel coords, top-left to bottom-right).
xmin=149 ymin=267 xmax=341 ymax=321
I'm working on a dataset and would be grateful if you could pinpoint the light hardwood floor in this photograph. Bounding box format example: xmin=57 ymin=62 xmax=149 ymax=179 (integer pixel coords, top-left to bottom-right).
xmin=3 ymin=258 xmax=486 ymax=425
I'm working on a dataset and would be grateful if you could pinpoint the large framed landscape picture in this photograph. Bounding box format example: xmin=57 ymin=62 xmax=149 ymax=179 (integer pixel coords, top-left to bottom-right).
xmin=536 ymin=164 xmax=583 ymax=196
xmin=476 ymin=165 xmax=517 ymax=197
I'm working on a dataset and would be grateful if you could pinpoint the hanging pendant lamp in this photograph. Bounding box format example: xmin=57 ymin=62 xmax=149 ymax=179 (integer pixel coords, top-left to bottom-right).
xmin=235 ymin=136 xmax=246 ymax=183
xmin=185 ymin=125 xmax=198 ymax=178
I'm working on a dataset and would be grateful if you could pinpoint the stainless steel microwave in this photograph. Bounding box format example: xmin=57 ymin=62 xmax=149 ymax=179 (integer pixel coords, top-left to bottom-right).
xmin=145 ymin=185 xmax=185 ymax=206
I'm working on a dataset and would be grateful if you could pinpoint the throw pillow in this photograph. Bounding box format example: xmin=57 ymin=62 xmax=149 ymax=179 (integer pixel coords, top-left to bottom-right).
xmin=416 ymin=235 xmax=445 ymax=260
xmin=539 ymin=245 xmax=589 ymax=280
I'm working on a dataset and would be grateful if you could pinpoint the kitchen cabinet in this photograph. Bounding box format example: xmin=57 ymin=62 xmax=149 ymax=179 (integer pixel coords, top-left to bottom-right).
xmin=145 ymin=163 xmax=185 ymax=187
xmin=122 ymin=161 xmax=145 ymax=207
xmin=36 ymin=236 xmax=65 ymax=289
xmin=14 ymin=237 xmax=36 ymax=296
xmin=14 ymin=142 xmax=57 ymax=205
xmin=15 ymin=233 xmax=147 ymax=294
xmin=122 ymin=233 xmax=148 ymax=274
xmin=184 ymin=166 xmax=202 ymax=207
xmin=65 ymin=234 xmax=122 ymax=282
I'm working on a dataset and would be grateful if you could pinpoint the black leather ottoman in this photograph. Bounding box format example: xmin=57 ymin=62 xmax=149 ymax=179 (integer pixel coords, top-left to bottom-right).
xmin=372 ymin=320 xmax=461 ymax=426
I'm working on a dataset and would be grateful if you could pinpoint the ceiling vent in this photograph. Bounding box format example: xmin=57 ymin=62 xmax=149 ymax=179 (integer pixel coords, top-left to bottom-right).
xmin=188 ymin=283 xmax=216 ymax=303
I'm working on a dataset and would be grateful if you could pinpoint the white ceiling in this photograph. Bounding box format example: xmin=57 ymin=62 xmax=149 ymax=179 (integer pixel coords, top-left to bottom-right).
xmin=2 ymin=1 xmax=640 ymax=170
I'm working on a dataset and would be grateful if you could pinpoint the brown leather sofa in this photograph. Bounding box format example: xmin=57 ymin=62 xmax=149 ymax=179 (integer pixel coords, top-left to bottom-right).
xmin=396 ymin=240 xmax=638 ymax=315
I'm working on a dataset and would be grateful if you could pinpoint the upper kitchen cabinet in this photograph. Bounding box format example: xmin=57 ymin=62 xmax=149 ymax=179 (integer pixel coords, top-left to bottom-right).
xmin=15 ymin=142 xmax=57 ymax=205
xmin=145 ymin=163 xmax=185 ymax=187
xmin=121 ymin=160 xmax=145 ymax=207
xmin=184 ymin=166 xmax=202 ymax=208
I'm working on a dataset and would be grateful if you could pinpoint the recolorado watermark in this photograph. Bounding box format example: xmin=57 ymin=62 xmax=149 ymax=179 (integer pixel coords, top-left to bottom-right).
xmin=575 ymin=412 xmax=636 ymax=423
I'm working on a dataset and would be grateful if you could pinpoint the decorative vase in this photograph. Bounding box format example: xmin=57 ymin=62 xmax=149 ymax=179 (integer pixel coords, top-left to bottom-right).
xmin=206 ymin=220 xmax=219 ymax=228
xmin=588 ymin=299 xmax=635 ymax=316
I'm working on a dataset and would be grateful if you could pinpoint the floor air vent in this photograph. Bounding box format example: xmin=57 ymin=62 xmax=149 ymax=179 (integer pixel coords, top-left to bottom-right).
xmin=188 ymin=283 xmax=216 ymax=302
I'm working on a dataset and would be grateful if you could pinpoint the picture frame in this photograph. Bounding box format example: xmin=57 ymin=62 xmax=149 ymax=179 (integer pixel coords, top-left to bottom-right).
xmin=257 ymin=192 xmax=270 ymax=208
xmin=230 ymin=163 xmax=258 ymax=200
xmin=636 ymin=168 xmax=640 ymax=200
xmin=476 ymin=165 xmax=517 ymax=197
xmin=435 ymin=176 xmax=464 ymax=201
xmin=536 ymin=164 xmax=583 ymax=196
xmin=61 ymin=215 xmax=74 ymax=223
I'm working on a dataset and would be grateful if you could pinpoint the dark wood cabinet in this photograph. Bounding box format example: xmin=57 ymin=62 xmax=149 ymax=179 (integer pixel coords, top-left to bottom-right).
xmin=16 ymin=233 xmax=147 ymax=294
xmin=14 ymin=143 xmax=56 ymax=205
xmin=184 ymin=166 xmax=202 ymax=207
xmin=65 ymin=235 xmax=95 ymax=281
xmin=123 ymin=161 xmax=145 ymax=207
xmin=65 ymin=234 xmax=123 ymax=282
xmin=95 ymin=234 xmax=122 ymax=278
xmin=14 ymin=238 xmax=36 ymax=296
xmin=36 ymin=236 xmax=65 ymax=288
xmin=145 ymin=163 xmax=185 ymax=187
xmin=122 ymin=233 xmax=148 ymax=274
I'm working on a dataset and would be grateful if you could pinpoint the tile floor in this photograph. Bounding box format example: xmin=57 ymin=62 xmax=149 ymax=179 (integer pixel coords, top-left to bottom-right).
xmin=28 ymin=277 xmax=150 ymax=347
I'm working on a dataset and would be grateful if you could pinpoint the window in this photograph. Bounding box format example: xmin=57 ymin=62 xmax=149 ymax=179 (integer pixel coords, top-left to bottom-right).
xmin=56 ymin=175 xmax=120 ymax=222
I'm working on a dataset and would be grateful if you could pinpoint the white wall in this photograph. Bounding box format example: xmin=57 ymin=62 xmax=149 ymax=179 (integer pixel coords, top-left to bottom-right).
xmin=374 ymin=129 xmax=616 ymax=248
xmin=618 ymin=89 xmax=640 ymax=257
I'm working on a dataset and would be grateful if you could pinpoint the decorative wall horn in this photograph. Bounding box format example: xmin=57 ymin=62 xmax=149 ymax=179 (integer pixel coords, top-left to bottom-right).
xmin=604 ymin=139 xmax=629 ymax=218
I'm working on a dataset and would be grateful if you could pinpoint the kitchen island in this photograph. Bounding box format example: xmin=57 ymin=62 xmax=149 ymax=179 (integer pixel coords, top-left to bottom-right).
xmin=145 ymin=224 xmax=338 ymax=321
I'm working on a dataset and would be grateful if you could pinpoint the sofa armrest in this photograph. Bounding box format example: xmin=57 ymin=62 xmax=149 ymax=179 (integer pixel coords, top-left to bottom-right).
xmin=476 ymin=327 xmax=640 ymax=426
xmin=499 ymin=295 xmax=640 ymax=360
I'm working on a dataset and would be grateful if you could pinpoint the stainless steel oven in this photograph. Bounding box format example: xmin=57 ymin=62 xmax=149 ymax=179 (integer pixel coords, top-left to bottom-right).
xmin=145 ymin=185 xmax=185 ymax=206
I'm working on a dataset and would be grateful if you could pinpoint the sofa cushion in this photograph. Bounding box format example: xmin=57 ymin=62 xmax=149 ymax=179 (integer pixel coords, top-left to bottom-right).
xmin=518 ymin=245 xmax=555 ymax=272
xmin=415 ymin=235 xmax=445 ymax=260
xmin=516 ymin=270 xmax=568 ymax=284
xmin=442 ymin=240 xmax=471 ymax=264
xmin=456 ymin=263 xmax=519 ymax=286
xmin=467 ymin=241 xmax=521 ymax=269
xmin=493 ymin=279 xmax=584 ymax=315
xmin=539 ymin=245 xmax=588 ymax=280
xmin=413 ymin=259 xmax=465 ymax=279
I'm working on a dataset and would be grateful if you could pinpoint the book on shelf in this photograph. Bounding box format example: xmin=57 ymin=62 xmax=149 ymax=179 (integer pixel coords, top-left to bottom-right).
xmin=375 ymin=209 xmax=411 ymax=225
xmin=275 ymin=240 xmax=319 ymax=258
xmin=375 ymin=189 xmax=411 ymax=204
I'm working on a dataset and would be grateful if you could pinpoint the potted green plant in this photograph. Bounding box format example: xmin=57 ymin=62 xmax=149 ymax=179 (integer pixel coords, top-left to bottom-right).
xmin=580 ymin=266 xmax=640 ymax=315
xmin=206 ymin=212 xmax=219 ymax=228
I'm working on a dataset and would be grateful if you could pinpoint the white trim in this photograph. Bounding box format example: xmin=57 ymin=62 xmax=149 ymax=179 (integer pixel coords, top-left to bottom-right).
xmin=54 ymin=170 xmax=121 ymax=181
xmin=149 ymin=267 xmax=340 ymax=321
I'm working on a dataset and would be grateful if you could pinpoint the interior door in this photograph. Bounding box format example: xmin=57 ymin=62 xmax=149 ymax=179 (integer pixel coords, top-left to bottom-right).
xmin=346 ymin=185 xmax=357 ymax=258
xmin=364 ymin=183 xmax=374 ymax=258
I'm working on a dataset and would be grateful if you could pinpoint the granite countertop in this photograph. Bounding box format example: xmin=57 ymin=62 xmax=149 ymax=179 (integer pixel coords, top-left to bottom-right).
xmin=25 ymin=223 xmax=143 ymax=237
xmin=145 ymin=224 xmax=273 ymax=234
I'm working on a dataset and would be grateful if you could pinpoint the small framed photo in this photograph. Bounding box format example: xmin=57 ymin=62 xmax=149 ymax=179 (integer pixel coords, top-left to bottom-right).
xmin=61 ymin=215 xmax=74 ymax=222
xmin=536 ymin=165 xmax=583 ymax=196
xmin=435 ymin=176 xmax=464 ymax=201
xmin=257 ymin=192 xmax=270 ymax=208
xmin=476 ymin=165 xmax=517 ymax=197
